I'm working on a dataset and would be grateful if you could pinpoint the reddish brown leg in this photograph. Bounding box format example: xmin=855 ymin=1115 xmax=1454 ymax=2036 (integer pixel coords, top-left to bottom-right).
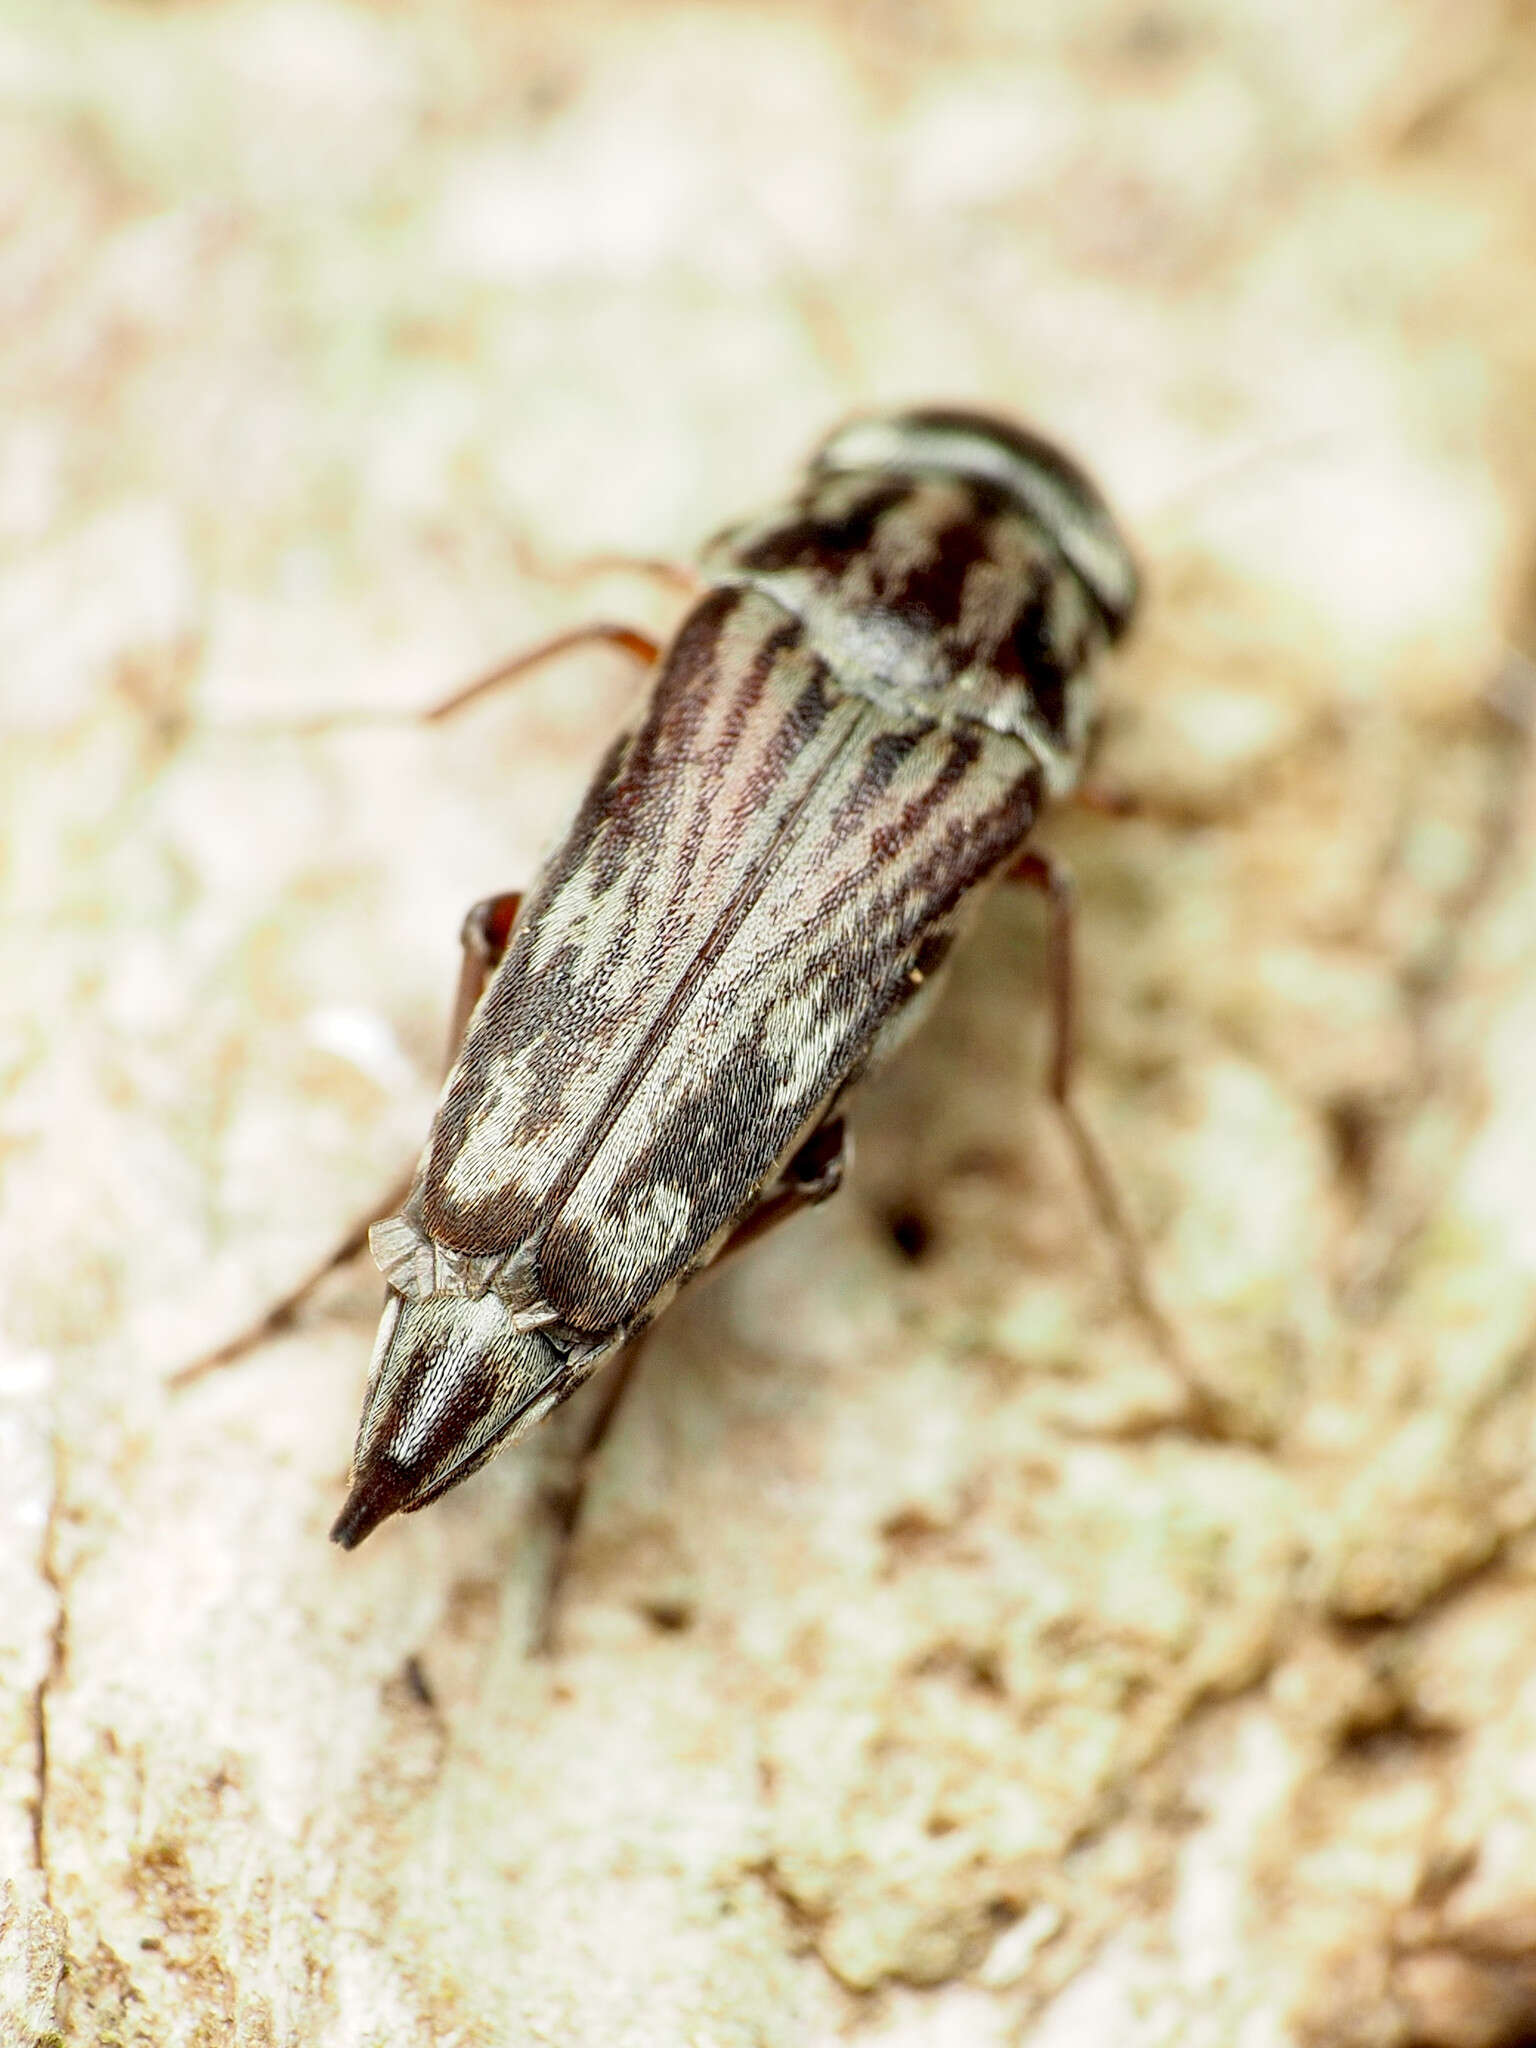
xmin=1070 ymin=781 xmax=1218 ymax=829
xmin=269 ymin=619 xmax=664 ymax=734
xmin=171 ymin=888 xmax=529 ymax=1388
xmin=1007 ymin=847 xmax=1220 ymax=1431
xmin=172 ymin=616 xmax=668 ymax=1383
xmin=1069 ymin=782 xmax=1144 ymax=821
xmin=168 ymin=1202 xmax=403 ymax=1388
xmin=531 ymin=1329 xmax=654 ymax=1657
xmin=422 ymin=622 xmax=663 ymax=724
xmin=1009 ymin=850 xmax=1077 ymax=1104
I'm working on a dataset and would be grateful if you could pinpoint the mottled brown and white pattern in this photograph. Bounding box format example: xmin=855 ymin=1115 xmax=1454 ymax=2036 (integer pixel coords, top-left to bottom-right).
xmin=333 ymin=407 xmax=1138 ymax=1547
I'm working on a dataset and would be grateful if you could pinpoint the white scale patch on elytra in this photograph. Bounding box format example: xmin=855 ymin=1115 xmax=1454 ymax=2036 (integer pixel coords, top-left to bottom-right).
xmin=560 ymin=1176 xmax=696 ymax=1275
xmin=443 ymin=1038 xmax=568 ymax=1208
xmin=369 ymin=1212 xmax=434 ymax=1297
xmin=524 ymin=859 xmax=610 ymax=980
xmin=764 ymin=987 xmax=857 ymax=1113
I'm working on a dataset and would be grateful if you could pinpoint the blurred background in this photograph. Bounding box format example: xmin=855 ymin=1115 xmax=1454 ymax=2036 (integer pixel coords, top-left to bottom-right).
xmin=2 ymin=3 xmax=1535 ymax=2044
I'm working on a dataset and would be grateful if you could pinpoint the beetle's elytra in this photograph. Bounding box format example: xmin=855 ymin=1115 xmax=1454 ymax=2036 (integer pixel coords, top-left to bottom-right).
xmin=332 ymin=407 xmax=1138 ymax=1549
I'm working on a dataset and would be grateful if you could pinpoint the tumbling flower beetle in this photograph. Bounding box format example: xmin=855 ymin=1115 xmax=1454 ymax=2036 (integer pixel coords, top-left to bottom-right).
xmin=329 ymin=407 xmax=1143 ymax=1552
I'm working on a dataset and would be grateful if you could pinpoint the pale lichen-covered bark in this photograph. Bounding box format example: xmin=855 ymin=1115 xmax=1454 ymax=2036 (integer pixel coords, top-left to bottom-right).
xmin=3 ymin=2 xmax=1536 ymax=2043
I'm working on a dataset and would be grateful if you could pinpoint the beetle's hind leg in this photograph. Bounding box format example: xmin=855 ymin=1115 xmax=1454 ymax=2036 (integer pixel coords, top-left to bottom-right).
xmin=172 ymin=887 xmax=528 ymax=1387
xmin=529 ymin=1330 xmax=654 ymax=1657
xmin=168 ymin=1197 xmax=407 ymax=1388
xmin=1007 ymin=848 xmax=1227 ymax=1437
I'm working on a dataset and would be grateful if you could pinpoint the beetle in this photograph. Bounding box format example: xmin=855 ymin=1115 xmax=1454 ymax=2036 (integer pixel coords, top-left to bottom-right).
xmin=329 ymin=406 xmax=1141 ymax=1554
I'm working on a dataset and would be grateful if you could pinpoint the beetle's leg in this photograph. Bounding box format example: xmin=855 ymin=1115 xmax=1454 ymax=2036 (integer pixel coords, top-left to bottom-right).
xmin=1068 ymin=781 xmax=1143 ymax=821
xmin=245 ymin=622 xmax=665 ymax=736
xmin=177 ymin=616 xmax=663 ymax=1381
xmin=172 ymin=888 xmax=528 ymax=1388
xmin=1069 ymin=781 xmax=1219 ymax=830
xmin=530 ymin=1116 xmax=848 ymax=1651
xmin=1008 ymin=849 xmax=1079 ymax=1105
xmin=423 ymin=622 xmax=663 ymax=724
xmin=784 ymin=1115 xmax=849 ymax=1201
xmin=1008 ymin=843 xmax=1155 ymax=1293
xmin=168 ymin=1199 xmax=403 ymax=1387
xmin=716 ymin=1116 xmax=848 ymax=1264
xmin=264 ymin=624 xmax=663 ymax=734
xmin=530 ymin=1328 xmax=654 ymax=1657
xmin=1006 ymin=848 xmax=1218 ymax=1429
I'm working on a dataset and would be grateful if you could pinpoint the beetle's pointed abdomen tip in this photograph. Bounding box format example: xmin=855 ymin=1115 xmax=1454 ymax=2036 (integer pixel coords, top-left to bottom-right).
xmin=330 ymin=1457 xmax=413 ymax=1549
xmin=329 ymin=1291 xmax=583 ymax=1549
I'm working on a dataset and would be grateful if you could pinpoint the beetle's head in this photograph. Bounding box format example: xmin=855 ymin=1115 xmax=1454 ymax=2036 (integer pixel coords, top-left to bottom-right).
xmin=812 ymin=405 xmax=1139 ymax=640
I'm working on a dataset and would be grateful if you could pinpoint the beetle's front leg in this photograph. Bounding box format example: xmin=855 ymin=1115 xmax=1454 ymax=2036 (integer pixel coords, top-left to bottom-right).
xmin=423 ymin=622 xmax=663 ymax=724
xmin=507 ymin=535 xmax=701 ymax=605
xmin=1007 ymin=847 xmax=1224 ymax=1435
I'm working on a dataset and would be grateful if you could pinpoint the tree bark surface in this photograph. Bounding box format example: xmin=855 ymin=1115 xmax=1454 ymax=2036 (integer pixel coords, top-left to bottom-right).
xmin=3 ymin=4 xmax=1536 ymax=2043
